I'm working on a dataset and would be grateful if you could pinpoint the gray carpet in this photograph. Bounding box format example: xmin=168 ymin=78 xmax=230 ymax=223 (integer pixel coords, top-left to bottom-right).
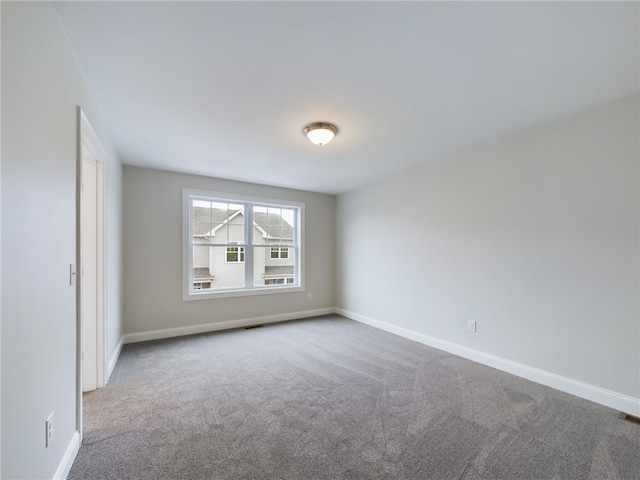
xmin=69 ymin=315 xmax=640 ymax=479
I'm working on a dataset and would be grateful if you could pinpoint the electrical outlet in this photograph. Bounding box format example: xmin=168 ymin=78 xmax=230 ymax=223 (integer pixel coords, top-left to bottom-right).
xmin=307 ymin=292 xmax=312 ymax=300
xmin=468 ymin=320 xmax=477 ymax=333
xmin=45 ymin=413 xmax=54 ymax=448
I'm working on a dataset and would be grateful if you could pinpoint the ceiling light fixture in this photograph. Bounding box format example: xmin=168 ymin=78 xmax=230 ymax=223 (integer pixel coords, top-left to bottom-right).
xmin=304 ymin=122 xmax=338 ymax=146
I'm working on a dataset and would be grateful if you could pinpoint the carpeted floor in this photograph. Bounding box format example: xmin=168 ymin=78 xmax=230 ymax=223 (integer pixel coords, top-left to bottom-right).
xmin=69 ymin=315 xmax=640 ymax=479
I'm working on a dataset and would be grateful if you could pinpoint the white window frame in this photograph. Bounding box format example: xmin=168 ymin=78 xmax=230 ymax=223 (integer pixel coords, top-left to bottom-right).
xmin=183 ymin=189 xmax=305 ymax=300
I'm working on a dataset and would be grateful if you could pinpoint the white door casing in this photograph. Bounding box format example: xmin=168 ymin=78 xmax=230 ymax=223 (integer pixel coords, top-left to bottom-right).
xmin=81 ymin=151 xmax=98 ymax=392
xmin=77 ymin=107 xmax=107 ymax=438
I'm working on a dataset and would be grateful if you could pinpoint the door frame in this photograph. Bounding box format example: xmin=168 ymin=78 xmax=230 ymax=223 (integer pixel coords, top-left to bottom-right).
xmin=76 ymin=107 xmax=108 ymax=440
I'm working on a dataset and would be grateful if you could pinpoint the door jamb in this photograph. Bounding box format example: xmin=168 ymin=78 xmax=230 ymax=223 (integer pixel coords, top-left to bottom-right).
xmin=76 ymin=107 xmax=108 ymax=441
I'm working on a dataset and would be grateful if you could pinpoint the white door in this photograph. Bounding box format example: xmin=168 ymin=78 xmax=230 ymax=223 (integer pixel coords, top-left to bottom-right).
xmin=81 ymin=150 xmax=98 ymax=392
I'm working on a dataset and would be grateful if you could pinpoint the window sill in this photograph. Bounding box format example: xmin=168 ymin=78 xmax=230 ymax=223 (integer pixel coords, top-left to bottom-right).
xmin=183 ymin=284 xmax=304 ymax=301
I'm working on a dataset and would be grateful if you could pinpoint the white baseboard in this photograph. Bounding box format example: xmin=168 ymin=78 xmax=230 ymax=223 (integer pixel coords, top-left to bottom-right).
xmin=108 ymin=337 xmax=124 ymax=381
xmin=123 ymin=308 xmax=335 ymax=344
xmin=53 ymin=430 xmax=80 ymax=480
xmin=336 ymin=308 xmax=640 ymax=417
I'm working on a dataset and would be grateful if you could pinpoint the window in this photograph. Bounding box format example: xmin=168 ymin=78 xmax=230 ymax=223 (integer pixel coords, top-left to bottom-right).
xmin=184 ymin=189 xmax=304 ymax=299
xmin=264 ymin=278 xmax=295 ymax=285
xmin=270 ymin=247 xmax=289 ymax=259
xmin=226 ymin=246 xmax=245 ymax=263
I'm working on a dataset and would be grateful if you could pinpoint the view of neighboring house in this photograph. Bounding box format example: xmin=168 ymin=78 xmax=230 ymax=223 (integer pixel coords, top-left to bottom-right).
xmin=192 ymin=204 xmax=296 ymax=290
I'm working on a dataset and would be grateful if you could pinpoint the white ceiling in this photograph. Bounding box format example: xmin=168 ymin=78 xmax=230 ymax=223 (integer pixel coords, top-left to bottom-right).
xmin=54 ymin=1 xmax=639 ymax=195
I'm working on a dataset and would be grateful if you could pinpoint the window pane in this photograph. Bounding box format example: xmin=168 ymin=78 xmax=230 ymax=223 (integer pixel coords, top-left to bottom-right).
xmin=193 ymin=245 xmax=210 ymax=269
xmin=253 ymin=246 xmax=296 ymax=287
xmin=227 ymin=225 xmax=244 ymax=243
xmin=192 ymin=246 xmax=244 ymax=290
xmin=253 ymin=206 xmax=269 ymax=244
xmin=279 ymin=207 xmax=296 ymax=241
xmin=269 ymin=228 xmax=285 ymax=243
xmin=192 ymin=199 xmax=244 ymax=245
xmin=253 ymin=206 xmax=295 ymax=245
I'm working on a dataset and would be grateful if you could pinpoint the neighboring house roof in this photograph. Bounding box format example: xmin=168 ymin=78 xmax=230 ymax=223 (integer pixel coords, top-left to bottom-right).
xmin=264 ymin=265 xmax=294 ymax=276
xmin=192 ymin=207 xmax=241 ymax=235
xmin=192 ymin=207 xmax=294 ymax=240
xmin=253 ymin=212 xmax=293 ymax=239
xmin=193 ymin=267 xmax=213 ymax=279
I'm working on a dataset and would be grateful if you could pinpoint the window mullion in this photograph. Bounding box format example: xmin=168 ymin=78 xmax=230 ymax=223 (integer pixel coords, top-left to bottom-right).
xmin=189 ymin=202 xmax=195 ymax=293
xmin=245 ymin=203 xmax=254 ymax=287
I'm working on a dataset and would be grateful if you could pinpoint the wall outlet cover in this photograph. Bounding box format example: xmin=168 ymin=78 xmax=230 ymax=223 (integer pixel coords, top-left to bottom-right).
xmin=45 ymin=413 xmax=54 ymax=448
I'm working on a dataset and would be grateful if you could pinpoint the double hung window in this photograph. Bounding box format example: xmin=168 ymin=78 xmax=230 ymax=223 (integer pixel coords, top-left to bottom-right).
xmin=184 ymin=189 xmax=303 ymax=299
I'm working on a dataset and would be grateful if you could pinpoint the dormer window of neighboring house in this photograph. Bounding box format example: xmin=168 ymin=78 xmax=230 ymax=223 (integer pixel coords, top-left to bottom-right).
xmin=184 ymin=189 xmax=304 ymax=300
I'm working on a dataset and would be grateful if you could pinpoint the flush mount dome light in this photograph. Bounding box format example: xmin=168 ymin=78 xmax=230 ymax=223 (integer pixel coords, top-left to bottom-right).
xmin=304 ymin=122 xmax=338 ymax=146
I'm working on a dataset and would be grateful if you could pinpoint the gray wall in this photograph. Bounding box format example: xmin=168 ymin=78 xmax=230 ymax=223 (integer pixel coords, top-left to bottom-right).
xmin=1 ymin=2 xmax=123 ymax=478
xmin=336 ymin=96 xmax=639 ymax=403
xmin=123 ymin=166 xmax=335 ymax=336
